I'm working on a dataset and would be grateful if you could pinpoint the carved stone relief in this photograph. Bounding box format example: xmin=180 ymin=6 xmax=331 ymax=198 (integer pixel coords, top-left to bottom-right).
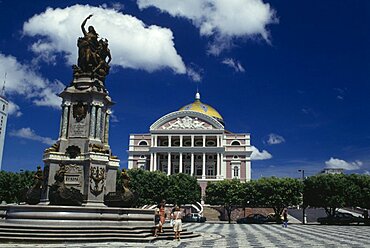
xmin=72 ymin=101 xmax=88 ymax=122
xmin=162 ymin=116 xmax=213 ymax=130
xmin=89 ymin=166 xmax=105 ymax=196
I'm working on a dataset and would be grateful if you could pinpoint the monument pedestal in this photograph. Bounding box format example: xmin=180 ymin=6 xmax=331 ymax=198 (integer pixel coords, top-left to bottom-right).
xmin=42 ymin=77 xmax=119 ymax=206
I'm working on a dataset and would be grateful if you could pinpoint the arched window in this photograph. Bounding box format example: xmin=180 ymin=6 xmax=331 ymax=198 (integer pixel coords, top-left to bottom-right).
xmin=233 ymin=166 xmax=239 ymax=178
xmin=206 ymin=140 xmax=216 ymax=147
xmin=231 ymin=140 xmax=241 ymax=146
xmin=184 ymin=140 xmax=191 ymax=146
xmin=138 ymin=140 xmax=148 ymax=146
xmin=195 ymin=140 xmax=203 ymax=146
xmin=185 ymin=165 xmax=191 ymax=174
xmin=207 ymin=165 xmax=215 ymax=176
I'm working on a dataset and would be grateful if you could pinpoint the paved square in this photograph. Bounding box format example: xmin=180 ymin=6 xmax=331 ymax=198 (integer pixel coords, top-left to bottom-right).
xmin=1 ymin=223 xmax=369 ymax=248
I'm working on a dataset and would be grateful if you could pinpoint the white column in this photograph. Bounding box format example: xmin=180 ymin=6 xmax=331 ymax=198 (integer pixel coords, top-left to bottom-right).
xmin=59 ymin=106 xmax=64 ymax=138
xmin=168 ymin=136 xmax=172 ymax=147
xmin=153 ymin=153 xmax=157 ymax=171
xmin=95 ymin=106 xmax=102 ymax=139
xmin=217 ymin=135 xmax=220 ymax=147
xmin=180 ymin=135 xmax=183 ymax=147
xmin=179 ymin=153 xmax=183 ymax=173
xmin=191 ymin=135 xmax=194 ymax=147
xmin=103 ymin=110 xmax=110 ymax=144
xmin=217 ymin=153 xmax=221 ymax=178
xmin=191 ymin=153 xmax=194 ymax=176
xmin=154 ymin=135 xmax=158 ymax=147
xmin=61 ymin=104 xmax=69 ymax=138
xmin=167 ymin=152 xmax=171 ymax=175
xmin=220 ymin=153 xmax=224 ymax=178
xmin=150 ymin=153 xmax=154 ymax=171
xmin=203 ymin=135 xmax=206 ymax=147
xmin=246 ymin=161 xmax=251 ymax=181
xmin=89 ymin=105 xmax=96 ymax=138
xmin=202 ymin=153 xmax=206 ymax=179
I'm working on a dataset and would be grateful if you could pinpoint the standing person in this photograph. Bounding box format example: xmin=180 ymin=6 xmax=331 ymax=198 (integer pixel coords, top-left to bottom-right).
xmin=170 ymin=205 xmax=176 ymax=227
xmin=173 ymin=205 xmax=183 ymax=241
xmin=154 ymin=208 xmax=160 ymax=237
xmin=282 ymin=209 xmax=288 ymax=228
xmin=158 ymin=200 xmax=166 ymax=233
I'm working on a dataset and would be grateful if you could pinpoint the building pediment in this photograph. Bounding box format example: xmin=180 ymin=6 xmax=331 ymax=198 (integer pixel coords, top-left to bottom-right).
xmin=161 ymin=116 xmax=213 ymax=130
xmin=150 ymin=111 xmax=224 ymax=131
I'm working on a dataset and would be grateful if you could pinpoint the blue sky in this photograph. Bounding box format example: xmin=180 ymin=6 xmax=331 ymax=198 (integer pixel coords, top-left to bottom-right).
xmin=1 ymin=0 xmax=369 ymax=178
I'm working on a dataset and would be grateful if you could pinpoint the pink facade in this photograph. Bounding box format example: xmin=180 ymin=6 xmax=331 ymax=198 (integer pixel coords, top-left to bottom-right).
xmin=240 ymin=162 xmax=246 ymax=180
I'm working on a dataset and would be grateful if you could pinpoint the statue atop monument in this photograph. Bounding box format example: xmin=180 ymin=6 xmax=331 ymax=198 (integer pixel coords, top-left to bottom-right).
xmin=73 ymin=14 xmax=112 ymax=82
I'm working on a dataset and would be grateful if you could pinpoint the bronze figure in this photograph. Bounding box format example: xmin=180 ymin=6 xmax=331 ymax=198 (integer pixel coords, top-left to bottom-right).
xmin=49 ymin=164 xmax=83 ymax=206
xmin=74 ymin=15 xmax=112 ymax=82
xmin=25 ymin=166 xmax=43 ymax=205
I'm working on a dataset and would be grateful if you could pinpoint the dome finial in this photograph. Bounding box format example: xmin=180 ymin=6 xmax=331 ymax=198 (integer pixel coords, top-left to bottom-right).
xmin=195 ymin=92 xmax=200 ymax=100
xmin=195 ymin=84 xmax=200 ymax=100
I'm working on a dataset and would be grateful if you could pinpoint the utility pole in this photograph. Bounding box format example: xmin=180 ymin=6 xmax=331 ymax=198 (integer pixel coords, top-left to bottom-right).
xmin=298 ymin=169 xmax=307 ymax=224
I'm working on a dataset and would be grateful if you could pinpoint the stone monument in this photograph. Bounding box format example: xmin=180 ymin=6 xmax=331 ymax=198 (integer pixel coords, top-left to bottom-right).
xmin=42 ymin=14 xmax=118 ymax=207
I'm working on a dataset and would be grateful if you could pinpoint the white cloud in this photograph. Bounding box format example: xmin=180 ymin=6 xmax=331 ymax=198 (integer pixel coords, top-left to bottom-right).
xmin=0 ymin=53 xmax=63 ymax=109
xmin=222 ymin=58 xmax=245 ymax=72
xmin=334 ymin=88 xmax=345 ymax=100
xmin=364 ymin=170 xmax=370 ymax=175
xmin=325 ymin=157 xmax=362 ymax=171
xmin=186 ymin=67 xmax=202 ymax=82
xmin=8 ymin=101 xmax=22 ymax=117
xmin=138 ymin=0 xmax=277 ymax=55
xmin=110 ymin=110 xmax=119 ymax=123
xmin=9 ymin=127 xmax=56 ymax=145
xmin=110 ymin=2 xmax=124 ymax=11
xmin=23 ymin=4 xmax=186 ymax=74
xmin=266 ymin=133 xmax=285 ymax=145
xmin=251 ymin=145 xmax=272 ymax=160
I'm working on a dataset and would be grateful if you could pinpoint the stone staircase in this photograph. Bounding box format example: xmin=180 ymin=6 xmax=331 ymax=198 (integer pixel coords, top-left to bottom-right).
xmin=0 ymin=223 xmax=199 ymax=243
xmin=202 ymin=206 xmax=221 ymax=221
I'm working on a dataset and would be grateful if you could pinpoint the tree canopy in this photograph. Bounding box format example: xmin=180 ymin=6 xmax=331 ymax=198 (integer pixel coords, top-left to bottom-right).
xmin=252 ymin=177 xmax=303 ymax=216
xmin=304 ymin=174 xmax=370 ymax=216
xmin=205 ymin=179 xmax=242 ymax=223
xmin=0 ymin=170 xmax=34 ymax=203
xmin=125 ymin=169 xmax=201 ymax=206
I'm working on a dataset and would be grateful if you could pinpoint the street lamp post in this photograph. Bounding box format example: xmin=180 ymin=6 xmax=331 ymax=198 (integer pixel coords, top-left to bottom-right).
xmin=298 ymin=169 xmax=306 ymax=224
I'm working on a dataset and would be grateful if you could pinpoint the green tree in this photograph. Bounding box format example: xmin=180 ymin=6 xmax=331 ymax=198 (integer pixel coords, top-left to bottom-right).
xmin=0 ymin=170 xmax=34 ymax=203
xmin=346 ymin=174 xmax=370 ymax=210
xmin=205 ymin=180 xmax=242 ymax=223
xmin=253 ymin=177 xmax=303 ymax=219
xmin=167 ymin=173 xmax=201 ymax=206
xmin=126 ymin=169 xmax=169 ymax=206
xmin=241 ymin=180 xmax=259 ymax=208
xmin=304 ymin=174 xmax=349 ymax=216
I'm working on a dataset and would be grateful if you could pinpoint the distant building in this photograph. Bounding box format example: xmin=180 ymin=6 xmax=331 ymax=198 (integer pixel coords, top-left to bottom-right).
xmin=0 ymin=95 xmax=8 ymax=170
xmin=128 ymin=93 xmax=252 ymax=197
xmin=320 ymin=168 xmax=344 ymax=175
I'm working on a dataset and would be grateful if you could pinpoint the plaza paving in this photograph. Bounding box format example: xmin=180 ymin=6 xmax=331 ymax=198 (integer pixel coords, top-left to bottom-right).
xmin=0 ymin=223 xmax=369 ymax=248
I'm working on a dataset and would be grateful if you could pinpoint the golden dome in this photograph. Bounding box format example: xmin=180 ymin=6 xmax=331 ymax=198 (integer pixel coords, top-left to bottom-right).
xmin=179 ymin=93 xmax=224 ymax=123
